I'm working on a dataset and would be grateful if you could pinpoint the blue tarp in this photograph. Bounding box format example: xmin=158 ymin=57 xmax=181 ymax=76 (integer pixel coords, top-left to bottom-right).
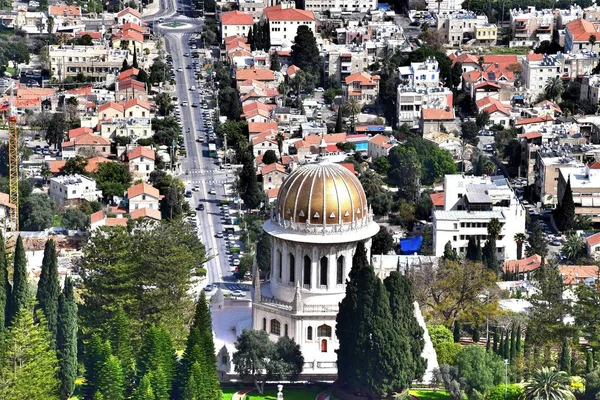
xmin=399 ymin=236 xmax=423 ymax=254
xmin=378 ymin=3 xmax=390 ymax=10
xmin=366 ymin=126 xmax=385 ymax=131
xmin=513 ymin=95 xmax=524 ymax=100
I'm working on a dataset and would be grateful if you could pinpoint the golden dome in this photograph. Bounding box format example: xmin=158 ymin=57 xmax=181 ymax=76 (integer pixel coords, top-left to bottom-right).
xmin=275 ymin=163 xmax=369 ymax=227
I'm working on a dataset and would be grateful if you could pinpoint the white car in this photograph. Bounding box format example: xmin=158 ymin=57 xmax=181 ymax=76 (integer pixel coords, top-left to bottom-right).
xmin=231 ymin=290 xmax=245 ymax=298
xmin=181 ymin=101 xmax=188 ymax=107
xmin=232 ymin=259 xmax=240 ymax=266
xmin=209 ymin=189 xmax=216 ymax=195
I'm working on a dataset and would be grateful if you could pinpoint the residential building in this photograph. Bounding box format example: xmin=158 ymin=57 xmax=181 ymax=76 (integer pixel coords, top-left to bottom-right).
xmin=252 ymin=131 xmax=281 ymax=158
xmin=116 ymin=7 xmax=142 ymax=26
xmin=238 ymin=0 xmax=268 ymax=19
xmin=420 ymin=107 xmax=456 ymax=134
xmin=437 ymin=11 xmax=496 ymax=46
xmin=432 ymin=175 xmax=526 ymax=261
xmin=476 ymin=97 xmax=511 ymax=127
xmin=98 ymin=101 xmax=125 ymax=120
xmin=125 ymin=146 xmax=155 ymax=181
xmin=474 ymin=24 xmax=498 ymax=45
xmin=535 ymin=156 xmax=583 ymax=207
xmin=557 ymin=164 xmax=600 ymax=224
xmin=126 ymin=183 xmax=161 ymax=212
xmin=565 ymin=18 xmax=600 ymax=53
xmin=323 ymin=47 xmax=369 ymax=82
xmin=426 ymin=0 xmax=461 ymax=13
xmin=263 ymin=4 xmax=316 ymax=47
xmin=0 ymin=192 xmax=14 ymax=234
xmin=368 ymin=134 xmax=396 ymax=159
xmin=399 ymin=57 xmax=440 ymax=88
xmin=99 ymin=118 xmax=152 ymax=141
xmin=580 ymin=75 xmax=600 ymax=104
xmin=49 ymin=174 xmax=103 ymax=206
xmin=90 ymin=211 xmax=128 ymax=231
xmin=302 ymin=0 xmax=377 ymax=12
xmin=503 ymin=255 xmax=543 ymax=281
xmin=49 ymin=45 xmax=126 ymax=81
xmin=343 ymin=72 xmax=380 ymax=104
xmin=123 ymin=99 xmax=152 ymax=118
xmin=522 ymin=53 xmax=561 ymax=98
xmin=558 ymin=5 xmax=585 ymax=29
xmin=259 ymin=162 xmax=287 ymax=191
xmin=48 ymin=5 xmax=82 ymax=32
xmin=62 ymin=134 xmax=111 ymax=158
xmin=115 ymin=78 xmax=147 ymax=102
xmin=586 ymin=232 xmax=600 ymax=259
xmin=397 ymin=86 xmax=453 ymax=128
xmin=509 ymin=7 xmax=554 ymax=45
xmin=220 ymin=11 xmax=254 ymax=41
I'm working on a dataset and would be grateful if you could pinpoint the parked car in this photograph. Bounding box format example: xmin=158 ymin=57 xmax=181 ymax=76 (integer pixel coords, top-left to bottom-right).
xmin=231 ymin=290 xmax=245 ymax=298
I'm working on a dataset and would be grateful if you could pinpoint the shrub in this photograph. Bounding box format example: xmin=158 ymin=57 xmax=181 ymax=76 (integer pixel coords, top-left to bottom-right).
xmin=436 ymin=341 xmax=463 ymax=366
xmin=488 ymin=384 xmax=523 ymax=400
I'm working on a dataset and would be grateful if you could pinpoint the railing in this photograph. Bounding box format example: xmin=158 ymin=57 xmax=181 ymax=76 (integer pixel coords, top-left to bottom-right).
xmin=260 ymin=297 xmax=293 ymax=311
xmin=303 ymin=304 xmax=339 ymax=313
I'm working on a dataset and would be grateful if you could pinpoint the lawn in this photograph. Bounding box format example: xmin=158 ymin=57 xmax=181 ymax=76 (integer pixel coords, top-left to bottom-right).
xmin=483 ymin=46 xmax=532 ymax=55
xmin=243 ymin=386 xmax=324 ymax=400
xmin=411 ymin=389 xmax=451 ymax=400
xmin=222 ymin=387 xmax=239 ymax=400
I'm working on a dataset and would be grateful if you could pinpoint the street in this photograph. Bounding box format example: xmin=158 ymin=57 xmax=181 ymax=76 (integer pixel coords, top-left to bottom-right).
xmin=144 ymin=0 xmax=250 ymax=298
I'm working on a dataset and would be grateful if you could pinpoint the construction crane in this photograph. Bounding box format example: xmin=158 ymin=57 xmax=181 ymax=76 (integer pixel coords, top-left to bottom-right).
xmin=0 ymin=83 xmax=19 ymax=231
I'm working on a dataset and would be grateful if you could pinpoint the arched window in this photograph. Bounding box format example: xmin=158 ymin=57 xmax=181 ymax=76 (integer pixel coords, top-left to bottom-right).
xmin=307 ymin=326 xmax=313 ymax=340
xmin=278 ymin=250 xmax=282 ymax=279
xmin=262 ymin=318 xmax=267 ymax=331
xmin=321 ymin=339 xmax=328 ymax=352
xmin=221 ymin=355 xmax=227 ymax=364
xmin=336 ymin=256 xmax=344 ymax=284
xmin=289 ymin=253 xmax=295 ymax=283
xmin=320 ymin=257 xmax=328 ymax=286
xmin=284 ymin=324 xmax=288 ymax=337
xmin=318 ymin=324 xmax=332 ymax=337
xmin=270 ymin=319 xmax=281 ymax=335
xmin=303 ymin=255 xmax=311 ymax=285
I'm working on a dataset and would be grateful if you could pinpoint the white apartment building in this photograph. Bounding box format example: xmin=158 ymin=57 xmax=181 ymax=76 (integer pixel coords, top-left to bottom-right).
xmin=302 ymin=0 xmax=377 ymax=13
xmin=426 ymin=0 xmax=462 ymax=13
xmin=399 ymin=57 xmax=440 ymax=88
xmin=437 ymin=11 xmax=494 ymax=46
xmin=263 ymin=4 xmax=315 ymax=47
xmin=49 ymin=45 xmax=126 ymax=81
xmin=558 ymin=165 xmax=600 ymax=224
xmin=49 ymin=174 xmax=103 ymax=206
xmin=397 ymin=86 xmax=453 ymax=128
xmin=323 ymin=46 xmax=369 ymax=82
xmin=99 ymin=118 xmax=152 ymax=141
xmin=535 ymin=156 xmax=583 ymax=207
xmin=433 ymin=175 xmax=526 ymax=261
xmin=220 ymin=10 xmax=254 ymax=40
xmin=510 ymin=7 xmax=554 ymax=45
xmin=557 ymin=5 xmax=585 ymax=29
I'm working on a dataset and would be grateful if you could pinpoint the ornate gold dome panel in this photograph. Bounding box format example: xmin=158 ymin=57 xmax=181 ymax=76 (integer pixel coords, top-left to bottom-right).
xmin=275 ymin=163 xmax=370 ymax=229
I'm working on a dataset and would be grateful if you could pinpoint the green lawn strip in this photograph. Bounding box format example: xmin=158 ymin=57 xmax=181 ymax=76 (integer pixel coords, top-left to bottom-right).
xmin=244 ymin=387 xmax=322 ymax=400
xmin=221 ymin=387 xmax=240 ymax=400
xmin=410 ymin=389 xmax=450 ymax=400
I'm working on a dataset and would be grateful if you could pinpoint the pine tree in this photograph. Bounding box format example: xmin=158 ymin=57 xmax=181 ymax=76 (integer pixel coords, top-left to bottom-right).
xmin=138 ymin=326 xmax=176 ymax=392
xmin=94 ymin=392 xmax=105 ymax=400
xmin=134 ymin=375 xmax=154 ymax=400
xmin=559 ymin=337 xmax=572 ymax=375
xmin=57 ymin=276 xmax=78 ymax=400
xmin=182 ymin=369 xmax=198 ymax=400
xmin=36 ymin=239 xmax=60 ymax=341
xmin=106 ymin=307 xmax=135 ymax=385
xmin=84 ymin=334 xmax=112 ymax=397
xmin=97 ymin=355 xmax=125 ymax=400
xmin=7 ymin=235 xmax=28 ymax=326
xmin=334 ymin=105 xmax=343 ymax=133
xmin=0 ymin=305 xmax=60 ymax=399
xmin=453 ymin=322 xmax=461 ymax=343
xmin=148 ymin=367 xmax=169 ymax=400
xmin=0 ymin=231 xmax=8 ymax=329
xmin=191 ymin=292 xmax=211 ymax=335
xmin=132 ymin=48 xmax=139 ymax=69
xmin=587 ymin=350 xmax=594 ymax=373
xmin=384 ymin=271 xmax=426 ymax=384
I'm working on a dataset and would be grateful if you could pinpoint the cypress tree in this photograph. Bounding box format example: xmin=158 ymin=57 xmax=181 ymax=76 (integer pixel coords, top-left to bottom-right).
xmin=97 ymin=355 xmax=125 ymax=400
xmin=7 ymin=235 xmax=28 ymax=326
xmin=498 ymin=333 xmax=504 ymax=357
xmin=121 ymin=58 xmax=129 ymax=72
xmin=555 ymin=176 xmax=576 ymax=232
xmin=503 ymin=330 xmax=510 ymax=360
xmin=0 ymin=231 xmax=8 ymax=329
xmin=132 ymin=48 xmax=139 ymax=69
xmin=559 ymin=337 xmax=571 ymax=375
xmin=36 ymin=239 xmax=60 ymax=341
xmin=270 ymin=52 xmax=280 ymax=71
xmin=247 ymin=26 xmax=254 ymax=50
xmin=515 ymin=325 xmax=522 ymax=355
xmin=335 ymin=106 xmax=343 ymax=133
xmin=493 ymin=329 xmax=499 ymax=353
xmin=472 ymin=326 xmax=480 ymax=344
xmin=475 ymin=239 xmax=483 ymax=262
xmin=587 ymin=350 xmax=594 ymax=374
xmin=466 ymin=237 xmax=477 ymax=260
xmin=510 ymin=327 xmax=516 ymax=361
xmin=384 ymin=271 xmax=426 ymax=384
xmin=134 ymin=375 xmax=154 ymax=400
xmin=486 ymin=335 xmax=491 ymax=352
xmin=453 ymin=322 xmax=461 ymax=343
xmin=57 ymin=276 xmax=78 ymax=400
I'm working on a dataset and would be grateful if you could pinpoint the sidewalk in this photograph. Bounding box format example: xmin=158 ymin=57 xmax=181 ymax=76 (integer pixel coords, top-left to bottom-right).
xmin=143 ymin=0 xmax=160 ymax=18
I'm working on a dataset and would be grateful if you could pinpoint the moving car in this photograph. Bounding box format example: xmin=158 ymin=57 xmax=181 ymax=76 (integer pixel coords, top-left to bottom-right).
xmin=231 ymin=290 xmax=245 ymax=298
xmin=204 ymin=284 xmax=214 ymax=292
xmin=215 ymin=232 xmax=224 ymax=238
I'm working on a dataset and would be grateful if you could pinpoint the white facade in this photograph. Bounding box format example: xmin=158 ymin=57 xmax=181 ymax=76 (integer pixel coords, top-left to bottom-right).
xmin=49 ymin=174 xmax=103 ymax=205
xmin=303 ymin=0 xmax=377 ymax=12
xmin=433 ymin=175 xmax=526 ymax=261
xmin=397 ymin=86 xmax=453 ymax=128
xmin=408 ymin=57 xmax=440 ymax=88
xmin=49 ymin=45 xmax=126 ymax=81
xmin=426 ymin=0 xmax=461 ymax=13
xmin=522 ymin=54 xmax=561 ymax=98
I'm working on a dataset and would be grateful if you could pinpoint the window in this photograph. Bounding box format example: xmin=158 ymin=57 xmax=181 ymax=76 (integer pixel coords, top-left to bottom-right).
xmin=278 ymin=250 xmax=282 ymax=280
xmin=336 ymin=256 xmax=344 ymax=284
xmin=270 ymin=319 xmax=281 ymax=335
xmin=284 ymin=324 xmax=288 ymax=337
xmin=307 ymin=326 xmax=313 ymax=340
xmin=321 ymin=339 xmax=328 ymax=352
xmin=303 ymin=255 xmax=311 ymax=285
xmin=262 ymin=318 xmax=267 ymax=331
xmin=317 ymin=324 xmax=332 ymax=337
xmin=289 ymin=253 xmax=295 ymax=283
xmin=222 ymin=355 xmax=227 ymax=364
xmin=320 ymin=257 xmax=328 ymax=286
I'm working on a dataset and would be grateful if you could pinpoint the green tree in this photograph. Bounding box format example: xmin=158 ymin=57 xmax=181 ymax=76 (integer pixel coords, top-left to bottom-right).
xmin=514 ymin=233 xmax=526 ymax=260
xmin=454 ymin=345 xmax=505 ymax=396
xmin=371 ymin=227 xmax=395 ymax=255
xmin=573 ymin=280 xmax=600 ymax=351
xmin=270 ymin=52 xmax=280 ymax=71
xmin=526 ymin=221 xmax=548 ymax=258
xmin=554 ymin=176 xmax=575 ymax=232
xmin=35 ymin=239 xmax=60 ymax=341
xmin=461 ymin=120 xmax=479 ymax=146
xmin=488 ymin=384 xmax=524 ymax=400
xmin=94 ymin=162 xmax=132 ymax=199
xmin=291 ymin=25 xmax=321 ymax=75
xmin=334 ymin=106 xmax=343 ymax=133
xmin=137 ymin=326 xmax=176 ymax=389
xmin=134 ymin=375 xmax=154 ymax=400
xmin=453 ymin=322 xmax=461 ymax=343
xmin=60 ymin=156 xmax=88 ymax=175
xmin=523 ymin=367 xmax=574 ymax=400
xmin=237 ymin=146 xmax=264 ymax=209
xmin=97 ymin=355 xmax=125 ymax=400
xmin=545 ymin=76 xmax=565 ymax=102
xmin=0 ymin=232 xmax=8 ymax=329
xmin=0 ymin=305 xmax=60 ymax=399
xmin=45 ymin=112 xmax=68 ymax=148
xmin=57 ymin=276 xmax=77 ymax=400
xmin=388 ymin=146 xmax=421 ymax=203
xmin=563 ymin=235 xmax=584 ymax=262
xmin=84 ymin=334 xmax=111 ymax=397
xmin=154 ymin=92 xmax=174 ymax=116
xmin=20 ymin=194 xmax=54 ymax=231
xmin=443 ymin=241 xmax=458 ymax=261
xmin=428 ymin=325 xmax=453 ymax=349
xmin=61 ymin=208 xmax=90 ymax=231
xmin=476 ymin=111 xmax=491 ymax=129
xmin=559 ymin=337 xmax=572 ymax=375
xmin=7 ymin=236 xmax=28 ymax=327
xmin=255 ymin=232 xmax=271 ymax=273
xmin=586 ymin=351 xmax=594 ymax=374
xmin=105 ymin=308 xmax=135 ymax=384
xmin=262 ymin=150 xmax=278 ymax=165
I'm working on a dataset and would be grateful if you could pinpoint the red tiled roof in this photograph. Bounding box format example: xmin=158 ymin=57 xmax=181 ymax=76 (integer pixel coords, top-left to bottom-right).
xmin=260 ymin=163 xmax=286 ymax=175
xmin=128 ymin=146 xmax=155 ymax=161
xmin=287 ymin=65 xmax=300 ymax=77
xmin=0 ymin=192 xmax=14 ymax=209
xmin=519 ymin=131 xmax=541 ymax=140
xmin=587 ymin=232 xmax=600 ymax=247
xmin=98 ymin=101 xmax=124 ymax=113
xmin=47 ymin=160 xmax=67 ymax=174
xmin=566 ymin=19 xmax=599 ymax=42
xmin=119 ymin=30 xmax=144 ymax=42
xmin=535 ymin=99 xmax=562 ymax=113
xmin=338 ymin=163 xmax=356 ymax=175
xmin=117 ymin=7 xmax=142 ymax=18
xmin=118 ymin=68 xmax=140 ymax=81
xmin=345 ymin=71 xmax=379 ymax=86
xmin=63 ymin=133 xmax=110 ymax=147
xmin=527 ymin=53 xmax=544 ymax=61
xmin=121 ymin=22 xmax=145 ymax=33
xmin=249 ymin=121 xmax=278 ymax=134
xmin=68 ymin=127 xmax=93 ymax=139
xmin=266 ymin=187 xmax=280 ymax=199
xmin=449 ymin=53 xmax=479 ymax=66
xmin=105 ymin=218 xmax=128 ymax=227
xmin=430 ymin=191 xmax=445 ymax=207
xmin=49 ymin=5 xmax=81 ymax=16
xmin=90 ymin=210 xmax=105 ymax=224
xmin=515 ymin=116 xmax=553 ymax=126
xmin=503 ymin=255 xmax=542 ymax=274
xmin=369 ymin=134 xmax=392 ymax=146
xmin=131 ymin=207 xmax=162 ymax=220
xmin=118 ymin=78 xmax=146 ymax=92
xmin=559 ymin=264 xmax=599 ymax=285
xmin=264 ymin=4 xmax=315 ymax=21
xmin=221 ymin=10 xmax=254 ymax=25
xmin=86 ymin=157 xmax=112 ymax=173
xmin=77 ymin=31 xmax=102 ymax=39
xmin=122 ymin=98 xmax=151 ymax=110
xmin=422 ymin=108 xmax=455 ymax=120
xmin=236 ymin=67 xmax=275 ymax=81
xmin=588 ymin=161 xmax=600 ymax=169
xmin=127 ymin=183 xmax=160 ymax=199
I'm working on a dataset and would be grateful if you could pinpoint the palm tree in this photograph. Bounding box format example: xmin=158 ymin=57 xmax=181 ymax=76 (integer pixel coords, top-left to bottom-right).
xmin=344 ymin=98 xmax=361 ymax=134
xmin=514 ymin=233 xmax=526 ymax=260
xmin=563 ymin=234 xmax=584 ymax=262
xmin=487 ymin=217 xmax=502 ymax=241
xmin=545 ymin=76 xmax=564 ymax=102
xmin=278 ymin=81 xmax=289 ymax=107
xmin=523 ymin=367 xmax=574 ymax=400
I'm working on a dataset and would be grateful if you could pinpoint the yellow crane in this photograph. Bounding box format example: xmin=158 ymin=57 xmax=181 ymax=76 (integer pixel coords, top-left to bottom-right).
xmin=0 ymin=83 xmax=19 ymax=231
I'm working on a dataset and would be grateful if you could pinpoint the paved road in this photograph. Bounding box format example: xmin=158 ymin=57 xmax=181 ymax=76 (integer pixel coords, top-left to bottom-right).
xmin=144 ymin=0 xmax=249 ymax=297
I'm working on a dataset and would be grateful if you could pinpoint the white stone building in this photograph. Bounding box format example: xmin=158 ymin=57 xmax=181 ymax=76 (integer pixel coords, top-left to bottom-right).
xmin=263 ymin=4 xmax=315 ymax=47
xmin=432 ymin=175 xmax=526 ymax=261
xmin=397 ymin=86 xmax=453 ymax=128
xmin=302 ymin=0 xmax=377 ymax=13
xmin=49 ymin=174 xmax=103 ymax=206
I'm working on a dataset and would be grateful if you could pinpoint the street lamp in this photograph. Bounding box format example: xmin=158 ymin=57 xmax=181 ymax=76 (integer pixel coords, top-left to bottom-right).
xmin=277 ymin=384 xmax=283 ymax=400
xmin=504 ymin=359 xmax=509 ymax=400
